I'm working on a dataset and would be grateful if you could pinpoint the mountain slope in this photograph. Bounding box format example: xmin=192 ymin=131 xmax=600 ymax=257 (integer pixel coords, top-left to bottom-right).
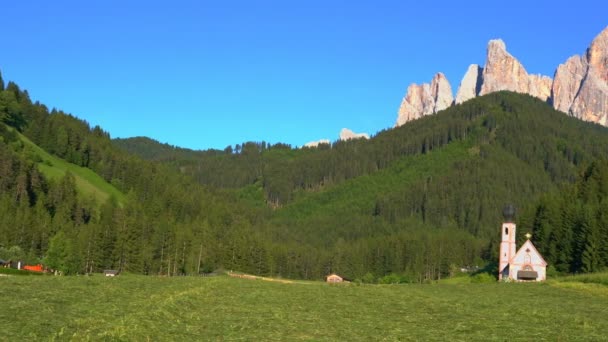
xmin=3 ymin=67 xmax=608 ymax=282
xmin=112 ymin=92 xmax=608 ymax=280
xmin=15 ymin=127 xmax=125 ymax=204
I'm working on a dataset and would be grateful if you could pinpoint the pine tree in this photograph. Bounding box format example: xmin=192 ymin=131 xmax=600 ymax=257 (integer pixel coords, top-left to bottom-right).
xmin=44 ymin=231 xmax=70 ymax=274
xmin=579 ymin=207 xmax=601 ymax=273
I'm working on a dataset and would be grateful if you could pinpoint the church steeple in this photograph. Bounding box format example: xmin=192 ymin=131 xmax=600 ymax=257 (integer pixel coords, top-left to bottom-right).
xmin=499 ymin=205 xmax=517 ymax=280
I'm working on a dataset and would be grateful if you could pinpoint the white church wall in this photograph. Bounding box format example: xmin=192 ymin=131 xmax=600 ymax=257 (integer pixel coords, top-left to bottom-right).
xmin=510 ymin=241 xmax=547 ymax=281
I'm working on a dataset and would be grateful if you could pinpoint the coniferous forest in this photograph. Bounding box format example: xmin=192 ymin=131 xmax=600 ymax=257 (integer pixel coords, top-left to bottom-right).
xmin=1 ymin=69 xmax=608 ymax=282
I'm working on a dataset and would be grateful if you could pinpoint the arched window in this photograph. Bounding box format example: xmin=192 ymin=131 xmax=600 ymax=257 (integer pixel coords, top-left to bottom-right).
xmin=505 ymin=227 xmax=509 ymax=235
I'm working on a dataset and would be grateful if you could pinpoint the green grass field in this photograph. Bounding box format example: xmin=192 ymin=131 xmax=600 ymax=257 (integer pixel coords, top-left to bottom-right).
xmin=1 ymin=274 xmax=607 ymax=341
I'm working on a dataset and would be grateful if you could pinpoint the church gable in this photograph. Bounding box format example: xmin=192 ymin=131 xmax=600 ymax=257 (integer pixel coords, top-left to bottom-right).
xmin=511 ymin=240 xmax=547 ymax=267
xmin=509 ymin=239 xmax=547 ymax=281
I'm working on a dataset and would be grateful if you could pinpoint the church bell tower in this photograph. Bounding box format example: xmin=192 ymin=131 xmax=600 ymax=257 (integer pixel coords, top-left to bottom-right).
xmin=499 ymin=205 xmax=516 ymax=280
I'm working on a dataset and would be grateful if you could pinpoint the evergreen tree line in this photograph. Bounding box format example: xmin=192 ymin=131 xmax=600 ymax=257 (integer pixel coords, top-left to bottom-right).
xmin=118 ymin=92 xmax=608 ymax=241
xmin=0 ymin=71 xmax=481 ymax=281
xmin=2 ymin=68 xmax=608 ymax=281
xmin=526 ymin=160 xmax=608 ymax=274
xmin=118 ymin=92 xmax=608 ymax=209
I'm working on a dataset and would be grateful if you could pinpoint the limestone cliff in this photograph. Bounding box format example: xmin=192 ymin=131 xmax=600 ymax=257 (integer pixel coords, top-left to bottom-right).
xmin=396 ymin=73 xmax=453 ymax=126
xmin=528 ymin=74 xmax=553 ymax=102
xmin=552 ymin=55 xmax=587 ymax=113
xmin=303 ymin=128 xmax=369 ymax=148
xmin=479 ymin=39 xmax=531 ymax=96
xmin=431 ymin=73 xmax=454 ymax=113
xmin=568 ymin=27 xmax=608 ymax=125
xmin=396 ymin=26 xmax=608 ymax=128
xmin=339 ymin=128 xmax=369 ymax=141
xmin=455 ymin=64 xmax=483 ymax=104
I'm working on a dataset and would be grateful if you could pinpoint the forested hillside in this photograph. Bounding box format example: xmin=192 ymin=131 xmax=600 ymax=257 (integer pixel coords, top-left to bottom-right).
xmin=116 ymin=92 xmax=608 ymax=279
xmin=2 ymin=66 xmax=607 ymax=282
xmin=0 ymin=71 xmax=267 ymax=276
xmin=527 ymin=160 xmax=608 ymax=274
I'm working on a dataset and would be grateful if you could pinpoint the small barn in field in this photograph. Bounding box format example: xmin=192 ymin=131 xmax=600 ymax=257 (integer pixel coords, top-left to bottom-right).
xmin=326 ymin=274 xmax=345 ymax=283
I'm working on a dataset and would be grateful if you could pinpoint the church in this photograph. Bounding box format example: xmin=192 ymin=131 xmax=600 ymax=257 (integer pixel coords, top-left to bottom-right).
xmin=498 ymin=205 xmax=547 ymax=282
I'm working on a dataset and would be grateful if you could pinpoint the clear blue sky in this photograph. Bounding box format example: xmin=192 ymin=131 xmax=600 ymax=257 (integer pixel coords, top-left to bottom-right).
xmin=2 ymin=1 xmax=606 ymax=150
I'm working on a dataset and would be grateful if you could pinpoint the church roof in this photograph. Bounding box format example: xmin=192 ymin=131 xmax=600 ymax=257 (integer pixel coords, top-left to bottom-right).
xmin=512 ymin=240 xmax=547 ymax=266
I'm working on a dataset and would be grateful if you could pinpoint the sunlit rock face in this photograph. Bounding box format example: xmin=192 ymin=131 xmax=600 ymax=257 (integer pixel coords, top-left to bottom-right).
xmin=396 ymin=83 xmax=433 ymax=126
xmin=479 ymin=39 xmax=534 ymax=96
xmin=339 ymin=128 xmax=369 ymax=141
xmin=455 ymin=64 xmax=483 ymax=105
xmin=527 ymin=74 xmax=553 ymax=102
xmin=568 ymin=27 xmax=608 ymax=125
xmin=587 ymin=27 xmax=608 ymax=84
xmin=304 ymin=128 xmax=370 ymax=147
xmin=552 ymin=55 xmax=587 ymax=114
xmin=431 ymin=72 xmax=454 ymax=113
xmin=396 ymin=73 xmax=453 ymax=126
xmin=396 ymin=26 xmax=608 ymax=128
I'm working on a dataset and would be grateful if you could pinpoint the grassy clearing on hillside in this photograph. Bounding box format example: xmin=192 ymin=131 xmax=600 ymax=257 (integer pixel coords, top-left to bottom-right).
xmin=1 ymin=274 xmax=607 ymax=341
xmin=17 ymin=131 xmax=125 ymax=205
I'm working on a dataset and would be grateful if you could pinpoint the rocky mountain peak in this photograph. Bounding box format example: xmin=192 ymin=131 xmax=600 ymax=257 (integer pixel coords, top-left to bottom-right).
xmin=396 ymin=73 xmax=453 ymax=126
xmin=480 ymin=39 xmax=532 ymax=96
xmin=304 ymin=128 xmax=369 ymax=148
xmin=552 ymin=55 xmax=587 ymax=113
xmin=339 ymin=128 xmax=369 ymax=141
xmin=430 ymin=72 xmax=454 ymax=113
xmin=486 ymin=39 xmax=507 ymax=59
xmin=587 ymin=26 xmax=608 ymax=83
xmin=555 ymin=26 xmax=608 ymax=125
xmin=396 ymin=26 xmax=608 ymax=129
xmin=455 ymin=64 xmax=483 ymax=104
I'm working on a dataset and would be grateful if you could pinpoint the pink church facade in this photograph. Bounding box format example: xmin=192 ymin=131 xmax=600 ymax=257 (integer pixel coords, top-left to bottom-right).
xmin=498 ymin=206 xmax=547 ymax=282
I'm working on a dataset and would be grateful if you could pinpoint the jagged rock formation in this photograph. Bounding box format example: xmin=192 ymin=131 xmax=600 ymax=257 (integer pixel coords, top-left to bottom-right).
xmin=479 ymin=39 xmax=532 ymax=96
xmin=396 ymin=26 xmax=608 ymax=128
xmin=527 ymin=74 xmax=553 ymax=102
xmin=396 ymin=73 xmax=454 ymax=126
xmin=431 ymin=73 xmax=454 ymax=113
xmin=339 ymin=128 xmax=369 ymax=141
xmin=455 ymin=64 xmax=483 ymax=104
xmin=552 ymin=56 xmax=587 ymax=113
xmin=558 ymin=27 xmax=608 ymax=125
xmin=304 ymin=128 xmax=369 ymax=148
xmin=479 ymin=39 xmax=552 ymax=102
xmin=396 ymin=83 xmax=433 ymax=126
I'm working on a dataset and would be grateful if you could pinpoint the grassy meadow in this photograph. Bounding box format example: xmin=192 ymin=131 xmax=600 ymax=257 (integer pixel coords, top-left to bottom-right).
xmin=17 ymin=130 xmax=125 ymax=205
xmin=2 ymin=274 xmax=608 ymax=341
